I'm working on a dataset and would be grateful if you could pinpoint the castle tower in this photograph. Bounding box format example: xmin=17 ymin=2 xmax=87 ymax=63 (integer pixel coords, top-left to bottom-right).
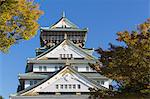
xmin=37 ymin=12 xmax=88 ymax=55
xmin=10 ymin=13 xmax=111 ymax=99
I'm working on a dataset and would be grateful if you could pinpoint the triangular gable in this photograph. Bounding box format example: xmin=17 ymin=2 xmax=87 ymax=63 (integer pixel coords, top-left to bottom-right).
xmin=67 ymin=40 xmax=97 ymax=60
xmin=35 ymin=39 xmax=97 ymax=60
xmin=51 ymin=17 xmax=79 ymax=29
xmin=18 ymin=66 xmax=106 ymax=96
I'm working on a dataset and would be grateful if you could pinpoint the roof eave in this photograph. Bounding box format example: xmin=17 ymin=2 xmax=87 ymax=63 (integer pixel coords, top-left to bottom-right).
xmin=40 ymin=28 xmax=88 ymax=32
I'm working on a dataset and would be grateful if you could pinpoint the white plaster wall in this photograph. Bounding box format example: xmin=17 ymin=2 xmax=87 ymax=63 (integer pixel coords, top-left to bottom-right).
xmin=96 ymin=80 xmax=110 ymax=89
xmin=24 ymin=80 xmax=40 ymax=89
xmin=24 ymin=80 xmax=30 ymax=89
xmin=33 ymin=63 xmax=64 ymax=72
xmin=37 ymin=72 xmax=93 ymax=92
xmin=39 ymin=44 xmax=85 ymax=59
xmin=103 ymin=80 xmax=110 ymax=89
xmin=72 ymin=64 xmax=95 ymax=72
xmin=33 ymin=63 xmax=95 ymax=72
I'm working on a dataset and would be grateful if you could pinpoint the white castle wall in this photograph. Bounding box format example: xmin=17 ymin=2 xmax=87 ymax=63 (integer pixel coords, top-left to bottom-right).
xmin=36 ymin=72 xmax=94 ymax=93
xmin=33 ymin=63 xmax=95 ymax=72
xmin=39 ymin=45 xmax=85 ymax=59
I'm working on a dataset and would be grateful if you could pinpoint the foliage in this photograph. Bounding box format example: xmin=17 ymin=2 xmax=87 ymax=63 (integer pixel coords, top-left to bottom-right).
xmin=0 ymin=96 xmax=3 ymax=99
xmin=0 ymin=0 xmax=43 ymax=52
xmin=91 ymin=19 xmax=150 ymax=97
xmin=89 ymin=88 xmax=117 ymax=99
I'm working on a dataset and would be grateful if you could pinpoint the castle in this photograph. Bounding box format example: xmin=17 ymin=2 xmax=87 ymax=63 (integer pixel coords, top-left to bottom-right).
xmin=10 ymin=13 xmax=111 ymax=99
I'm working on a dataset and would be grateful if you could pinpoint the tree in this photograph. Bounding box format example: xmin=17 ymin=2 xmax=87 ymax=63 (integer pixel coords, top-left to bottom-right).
xmin=0 ymin=0 xmax=43 ymax=52
xmin=91 ymin=19 xmax=150 ymax=97
xmin=0 ymin=96 xmax=3 ymax=99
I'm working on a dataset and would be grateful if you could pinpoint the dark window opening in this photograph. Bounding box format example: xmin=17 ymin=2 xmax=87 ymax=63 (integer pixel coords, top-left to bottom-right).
xmin=61 ymin=85 xmax=63 ymax=89
xmin=43 ymin=66 xmax=47 ymax=71
xmin=73 ymin=84 xmax=76 ymax=89
xmin=78 ymin=84 xmax=81 ymax=89
xmin=39 ymin=66 xmax=42 ymax=71
xmin=101 ymin=81 xmax=104 ymax=85
xmin=56 ymin=85 xmax=59 ymax=89
xmin=65 ymin=85 xmax=67 ymax=89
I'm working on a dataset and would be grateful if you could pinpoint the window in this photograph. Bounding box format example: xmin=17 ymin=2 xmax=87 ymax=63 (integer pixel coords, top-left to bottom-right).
xmin=70 ymin=54 xmax=73 ymax=58
xmin=78 ymin=84 xmax=81 ymax=89
xmin=59 ymin=66 xmax=62 ymax=70
xmin=57 ymin=84 xmax=81 ymax=89
xmin=63 ymin=54 xmax=65 ymax=58
xmin=55 ymin=66 xmax=58 ymax=71
xmin=73 ymin=84 xmax=76 ymax=89
xmin=65 ymin=85 xmax=67 ymax=89
xmin=101 ymin=81 xmax=105 ymax=85
xmin=60 ymin=54 xmax=65 ymax=58
xmin=67 ymin=54 xmax=70 ymax=58
xmin=34 ymin=80 xmax=37 ymax=84
xmin=97 ymin=81 xmax=100 ymax=83
xmin=60 ymin=54 xmax=62 ymax=58
xmin=43 ymin=66 xmax=47 ymax=71
xmin=56 ymin=85 xmax=59 ymax=89
xmin=75 ymin=66 xmax=78 ymax=71
xmin=30 ymin=81 xmax=33 ymax=85
xmin=69 ymin=84 xmax=71 ymax=89
xmin=60 ymin=54 xmax=73 ymax=59
xmin=68 ymin=54 xmax=73 ymax=59
xmin=39 ymin=66 xmax=42 ymax=71
xmin=86 ymin=66 xmax=89 ymax=71
xmin=61 ymin=85 xmax=63 ymax=89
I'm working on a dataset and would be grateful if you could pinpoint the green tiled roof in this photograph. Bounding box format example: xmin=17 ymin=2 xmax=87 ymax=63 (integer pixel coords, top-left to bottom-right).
xmin=10 ymin=95 xmax=90 ymax=99
xmin=49 ymin=13 xmax=79 ymax=29
xmin=29 ymin=39 xmax=97 ymax=61
xmin=18 ymin=72 xmax=107 ymax=80
xmin=80 ymin=72 xmax=108 ymax=79
xmin=16 ymin=66 xmax=108 ymax=96
xmin=40 ymin=15 xmax=88 ymax=32
xmin=18 ymin=72 xmax=48 ymax=80
xmin=50 ymin=17 xmax=79 ymax=29
xmin=27 ymin=59 xmax=96 ymax=64
xmin=40 ymin=27 xmax=88 ymax=32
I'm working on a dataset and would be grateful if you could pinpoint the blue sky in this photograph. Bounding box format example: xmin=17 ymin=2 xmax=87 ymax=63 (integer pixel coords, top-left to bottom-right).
xmin=0 ymin=0 xmax=149 ymax=98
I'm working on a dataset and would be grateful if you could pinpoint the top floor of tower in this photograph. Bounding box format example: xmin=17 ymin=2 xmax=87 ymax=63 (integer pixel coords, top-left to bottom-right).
xmin=40 ymin=12 xmax=88 ymax=49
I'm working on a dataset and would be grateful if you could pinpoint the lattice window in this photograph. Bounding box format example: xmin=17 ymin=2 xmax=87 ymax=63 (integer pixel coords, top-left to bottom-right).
xmin=43 ymin=66 xmax=47 ymax=71
xmin=56 ymin=85 xmax=59 ymax=89
xmin=39 ymin=66 xmax=42 ymax=71
xmin=101 ymin=81 xmax=105 ymax=85
xmin=78 ymin=84 xmax=81 ymax=89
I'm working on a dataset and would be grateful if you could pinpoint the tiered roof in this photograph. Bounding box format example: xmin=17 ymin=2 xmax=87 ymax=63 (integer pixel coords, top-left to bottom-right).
xmin=10 ymin=13 xmax=111 ymax=99
xmin=34 ymin=39 xmax=96 ymax=60
xmin=16 ymin=65 xmax=108 ymax=96
xmin=40 ymin=12 xmax=88 ymax=32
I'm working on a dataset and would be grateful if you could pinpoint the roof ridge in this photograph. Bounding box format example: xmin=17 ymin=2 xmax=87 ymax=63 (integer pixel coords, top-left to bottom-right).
xmin=50 ymin=16 xmax=79 ymax=29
